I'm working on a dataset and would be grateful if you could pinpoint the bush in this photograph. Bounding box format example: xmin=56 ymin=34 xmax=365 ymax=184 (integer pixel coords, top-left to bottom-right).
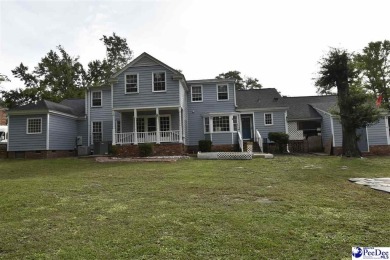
xmin=198 ymin=140 xmax=212 ymax=152
xmin=110 ymin=145 xmax=120 ymax=156
xmin=268 ymin=132 xmax=289 ymax=153
xmin=139 ymin=143 xmax=153 ymax=157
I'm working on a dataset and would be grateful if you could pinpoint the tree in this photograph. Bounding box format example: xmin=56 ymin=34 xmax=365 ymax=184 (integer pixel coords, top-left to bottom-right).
xmin=1 ymin=32 xmax=133 ymax=108
xmin=86 ymin=33 xmax=133 ymax=86
xmin=216 ymin=71 xmax=262 ymax=90
xmin=355 ymin=40 xmax=390 ymax=109
xmin=0 ymin=73 xmax=10 ymax=107
xmin=315 ymin=48 xmax=381 ymax=157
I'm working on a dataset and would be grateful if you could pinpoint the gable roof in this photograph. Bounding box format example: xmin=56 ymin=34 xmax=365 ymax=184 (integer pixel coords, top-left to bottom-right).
xmin=236 ymin=88 xmax=285 ymax=109
xmin=283 ymin=95 xmax=337 ymax=120
xmin=111 ymin=52 xmax=184 ymax=79
xmin=8 ymin=99 xmax=85 ymax=117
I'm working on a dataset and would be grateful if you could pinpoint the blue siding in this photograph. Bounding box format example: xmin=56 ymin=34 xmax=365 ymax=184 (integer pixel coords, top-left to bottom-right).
xmin=187 ymin=82 xmax=236 ymax=145
xmin=113 ymin=65 xmax=180 ymax=108
xmin=8 ymin=114 xmax=47 ymax=151
xmin=367 ymin=117 xmax=388 ymax=145
xmin=211 ymin=132 xmax=236 ymax=145
xmin=90 ymin=88 xmax=112 ymax=121
xmin=332 ymin=118 xmax=343 ymax=147
xmin=77 ymin=120 xmax=88 ymax=146
xmin=314 ymin=109 xmax=333 ymax=146
xmin=254 ymin=111 xmax=287 ymax=142
xmin=49 ymin=114 xmax=77 ymax=150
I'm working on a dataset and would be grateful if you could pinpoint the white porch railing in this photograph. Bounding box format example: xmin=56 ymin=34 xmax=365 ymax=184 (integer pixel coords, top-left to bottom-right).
xmin=238 ymin=132 xmax=243 ymax=152
xmin=255 ymin=129 xmax=263 ymax=153
xmin=115 ymin=130 xmax=181 ymax=145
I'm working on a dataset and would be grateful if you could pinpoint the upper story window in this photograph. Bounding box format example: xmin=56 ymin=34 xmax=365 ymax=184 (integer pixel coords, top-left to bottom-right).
xmin=191 ymin=85 xmax=203 ymax=102
xmin=217 ymin=84 xmax=229 ymax=101
xmin=125 ymin=73 xmax=139 ymax=93
xmin=91 ymin=91 xmax=102 ymax=107
xmin=264 ymin=113 xmax=273 ymax=125
xmin=27 ymin=118 xmax=42 ymax=134
xmin=153 ymin=72 xmax=166 ymax=92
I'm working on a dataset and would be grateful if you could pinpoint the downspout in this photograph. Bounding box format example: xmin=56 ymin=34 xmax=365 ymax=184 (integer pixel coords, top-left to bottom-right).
xmin=285 ymin=110 xmax=290 ymax=153
xmin=86 ymin=89 xmax=90 ymax=147
xmin=46 ymin=113 xmax=50 ymax=150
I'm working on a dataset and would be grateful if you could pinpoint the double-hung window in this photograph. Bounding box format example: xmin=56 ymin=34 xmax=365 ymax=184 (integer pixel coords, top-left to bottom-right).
xmin=91 ymin=91 xmax=102 ymax=107
xmin=160 ymin=116 xmax=170 ymax=131
xmin=204 ymin=115 xmax=239 ymax=133
xmin=191 ymin=85 xmax=203 ymax=102
xmin=27 ymin=118 xmax=42 ymax=134
xmin=264 ymin=113 xmax=273 ymax=125
xmin=217 ymin=84 xmax=228 ymax=101
xmin=125 ymin=73 xmax=138 ymax=93
xmin=153 ymin=72 xmax=166 ymax=92
xmin=92 ymin=122 xmax=102 ymax=144
xmin=204 ymin=117 xmax=210 ymax=133
xmin=116 ymin=120 xmax=121 ymax=133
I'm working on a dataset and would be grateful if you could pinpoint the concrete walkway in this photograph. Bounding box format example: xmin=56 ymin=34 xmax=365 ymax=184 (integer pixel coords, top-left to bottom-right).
xmin=349 ymin=178 xmax=390 ymax=193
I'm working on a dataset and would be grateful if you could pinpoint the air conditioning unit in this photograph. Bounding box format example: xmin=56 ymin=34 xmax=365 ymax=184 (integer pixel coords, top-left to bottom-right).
xmin=77 ymin=146 xmax=90 ymax=156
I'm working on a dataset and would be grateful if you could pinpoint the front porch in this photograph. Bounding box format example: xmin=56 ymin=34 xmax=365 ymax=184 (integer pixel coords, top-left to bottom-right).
xmin=113 ymin=106 xmax=184 ymax=145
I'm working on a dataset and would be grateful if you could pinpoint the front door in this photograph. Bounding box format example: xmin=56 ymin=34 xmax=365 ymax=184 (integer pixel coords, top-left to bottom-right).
xmin=241 ymin=116 xmax=252 ymax=140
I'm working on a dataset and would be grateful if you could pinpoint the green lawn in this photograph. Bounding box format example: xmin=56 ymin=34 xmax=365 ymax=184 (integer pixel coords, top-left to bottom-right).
xmin=0 ymin=156 xmax=389 ymax=259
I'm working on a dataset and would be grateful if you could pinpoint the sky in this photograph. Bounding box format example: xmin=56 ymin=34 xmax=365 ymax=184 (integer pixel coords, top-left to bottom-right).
xmin=1 ymin=0 xmax=390 ymax=97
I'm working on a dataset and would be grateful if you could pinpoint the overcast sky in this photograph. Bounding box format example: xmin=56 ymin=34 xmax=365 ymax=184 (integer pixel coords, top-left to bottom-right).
xmin=1 ymin=0 xmax=389 ymax=96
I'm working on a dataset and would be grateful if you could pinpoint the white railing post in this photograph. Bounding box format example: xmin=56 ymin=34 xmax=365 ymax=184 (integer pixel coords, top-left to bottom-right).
xmin=112 ymin=112 xmax=116 ymax=145
xmin=179 ymin=107 xmax=183 ymax=143
xmin=134 ymin=109 xmax=138 ymax=145
xmin=156 ymin=108 xmax=160 ymax=144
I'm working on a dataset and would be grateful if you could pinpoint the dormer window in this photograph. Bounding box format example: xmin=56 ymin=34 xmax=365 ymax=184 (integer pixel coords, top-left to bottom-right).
xmin=125 ymin=73 xmax=139 ymax=93
xmin=153 ymin=72 xmax=166 ymax=92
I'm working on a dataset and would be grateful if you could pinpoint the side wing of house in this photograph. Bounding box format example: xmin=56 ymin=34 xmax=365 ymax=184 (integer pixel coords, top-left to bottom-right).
xmin=49 ymin=114 xmax=78 ymax=150
xmin=187 ymin=79 xmax=237 ymax=149
xmin=8 ymin=114 xmax=48 ymax=151
xmin=254 ymin=110 xmax=287 ymax=142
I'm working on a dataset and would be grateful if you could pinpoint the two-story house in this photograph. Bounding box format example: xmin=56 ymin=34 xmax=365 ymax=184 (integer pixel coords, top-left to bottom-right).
xmin=6 ymin=52 xmax=390 ymax=158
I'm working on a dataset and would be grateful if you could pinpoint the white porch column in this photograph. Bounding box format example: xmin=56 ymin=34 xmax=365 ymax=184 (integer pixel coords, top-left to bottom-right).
xmin=156 ymin=108 xmax=160 ymax=144
xmin=134 ymin=109 xmax=138 ymax=145
xmin=112 ymin=112 xmax=116 ymax=145
xmin=179 ymin=107 xmax=183 ymax=143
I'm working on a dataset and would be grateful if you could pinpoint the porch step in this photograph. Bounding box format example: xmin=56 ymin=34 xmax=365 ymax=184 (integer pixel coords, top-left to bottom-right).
xmin=243 ymin=141 xmax=262 ymax=153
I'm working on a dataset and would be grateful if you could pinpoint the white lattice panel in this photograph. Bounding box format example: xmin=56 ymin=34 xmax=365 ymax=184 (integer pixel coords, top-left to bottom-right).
xmin=246 ymin=143 xmax=253 ymax=153
xmin=217 ymin=152 xmax=252 ymax=160
xmin=288 ymin=122 xmax=304 ymax=140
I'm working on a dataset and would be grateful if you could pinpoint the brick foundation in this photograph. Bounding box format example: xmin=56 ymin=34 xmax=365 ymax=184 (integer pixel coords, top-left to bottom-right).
xmin=7 ymin=150 xmax=76 ymax=159
xmin=115 ymin=143 xmax=186 ymax=157
xmin=333 ymin=145 xmax=390 ymax=156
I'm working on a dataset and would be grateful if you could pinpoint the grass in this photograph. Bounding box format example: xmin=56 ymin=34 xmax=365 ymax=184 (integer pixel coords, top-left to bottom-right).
xmin=0 ymin=156 xmax=389 ymax=259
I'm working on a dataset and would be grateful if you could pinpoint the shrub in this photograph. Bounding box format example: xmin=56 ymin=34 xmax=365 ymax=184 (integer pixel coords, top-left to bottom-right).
xmin=110 ymin=145 xmax=120 ymax=156
xmin=139 ymin=143 xmax=153 ymax=157
xmin=198 ymin=140 xmax=212 ymax=152
xmin=268 ymin=132 xmax=289 ymax=153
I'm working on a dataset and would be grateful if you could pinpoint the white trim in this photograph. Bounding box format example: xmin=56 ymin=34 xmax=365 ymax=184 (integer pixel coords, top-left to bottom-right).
xmin=26 ymin=118 xmax=42 ymax=134
xmin=216 ymin=84 xmax=229 ymax=101
xmin=113 ymin=105 xmax=180 ymax=111
xmin=190 ymin=85 xmax=203 ymax=102
xmin=124 ymin=72 xmax=139 ymax=94
xmin=330 ymin=116 xmax=336 ymax=147
xmin=236 ymin=107 xmax=289 ymax=112
xmin=264 ymin=113 xmax=273 ymax=126
xmin=366 ymin=126 xmax=370 ymax=152
xmin=233 ymin=83 xmax=237 ymax=107
xmin=152 ymin=71 xmax=167 ymax=92
xmin=240 ymin=115 xmax=253 ymax=139
xmin=48 ymin=110 xmax=78 ymax=119
xmin=385 ymin=116 xmax=390 ymax=145
xmin=87 ymin=90 xmax=91 ymax=146
xmin=284 ymin=111 xmax=288 ymax=134
xmin=6 ymin=116 xmax=9 ymax=152
xmin=46 ymin=114 xmax=50 ymax=149
xmin=91 ymin=90 xmax=102 ymax=107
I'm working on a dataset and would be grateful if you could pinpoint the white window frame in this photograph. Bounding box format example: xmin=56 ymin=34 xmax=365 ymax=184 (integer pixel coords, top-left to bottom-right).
xmin=191 ymin=85 xmax=203 ymax=102
xmin=91 ymin=121 xmax=103 ymax=144
xmin=91 ymin=91 xmax=102 ymax=107
xmin=152 ymin=71 xmax=167 ymax=92
xmin=216 ymin=84 xmax=229 ymax=101
xmin=204 ymin=117 xmax=210 ymax=133
xmin=116 ymin=120 xmax=121 ymax=133
xmin=26 ymin=118 xmax=42 ymax=134
xmin=204 ymin=115 xmax=239 ymax=133
xmin=264 ymin=113 xmax=273 ymax=126
xmin=124 ymin=73 xmax=139 ymax=94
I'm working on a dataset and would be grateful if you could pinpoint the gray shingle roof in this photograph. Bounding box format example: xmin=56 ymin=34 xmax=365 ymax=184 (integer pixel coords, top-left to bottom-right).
xmin=236 ymin=88 xmax=285 ymax=109
xmin=283 ymin=95 xmax=337 ymax=120
xmin=9 ymin=99 xmax=85 ymax=117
